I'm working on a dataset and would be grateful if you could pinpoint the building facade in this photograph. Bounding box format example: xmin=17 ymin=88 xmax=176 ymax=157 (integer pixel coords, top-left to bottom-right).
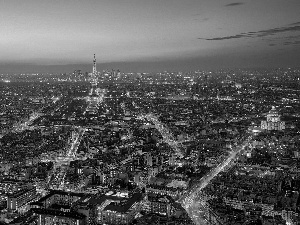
xmin=261 ymin=106 xmax=285 ymax=131
xmin=7 ymin=188 xmax=37 ymax=212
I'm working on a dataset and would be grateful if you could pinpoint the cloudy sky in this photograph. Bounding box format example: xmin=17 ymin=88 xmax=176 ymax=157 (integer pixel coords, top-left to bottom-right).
xmin=1 ymin=0 xmax=300 ymax=73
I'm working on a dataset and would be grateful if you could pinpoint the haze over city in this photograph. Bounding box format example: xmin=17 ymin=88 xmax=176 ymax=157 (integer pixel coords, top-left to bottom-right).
xmin=1 ymin=0 xmax=300 ymax=73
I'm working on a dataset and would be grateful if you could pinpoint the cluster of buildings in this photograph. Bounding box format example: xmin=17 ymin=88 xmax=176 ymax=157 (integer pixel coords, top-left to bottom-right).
xmin=1 ymin=66 xmax=300 ymax=225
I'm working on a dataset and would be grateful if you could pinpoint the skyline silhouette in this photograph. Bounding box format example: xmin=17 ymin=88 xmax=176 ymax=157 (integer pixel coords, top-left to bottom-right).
xmin=1 ymin=0 xmax=300 ymax=73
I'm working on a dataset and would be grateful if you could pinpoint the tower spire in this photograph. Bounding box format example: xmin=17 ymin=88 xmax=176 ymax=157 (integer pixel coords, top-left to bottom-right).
xmin=93 ymin=54 xmax=97 ymax=75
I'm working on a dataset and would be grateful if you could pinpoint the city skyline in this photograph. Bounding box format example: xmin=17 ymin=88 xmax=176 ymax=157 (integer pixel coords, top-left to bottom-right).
xmin=1 ymin=0 xmax=300 ymax=73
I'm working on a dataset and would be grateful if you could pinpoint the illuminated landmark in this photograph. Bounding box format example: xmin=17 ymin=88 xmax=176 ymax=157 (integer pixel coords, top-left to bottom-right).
xmin=261 ymin=106 xmax=285 ymax=131
xmin=89 ymin=54 xmax=98 ymax=96
xmin=85 ymin=54 xmax=105 ymax=115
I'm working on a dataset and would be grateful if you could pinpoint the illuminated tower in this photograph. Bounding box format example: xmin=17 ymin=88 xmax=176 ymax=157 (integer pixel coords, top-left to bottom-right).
xmin=92 ymin=54 xmax=97 ymax=88
xmin=93 ymin=54 xmax=97 ymax=76
xmin=89 ymin=54 xmax=98 ymax=96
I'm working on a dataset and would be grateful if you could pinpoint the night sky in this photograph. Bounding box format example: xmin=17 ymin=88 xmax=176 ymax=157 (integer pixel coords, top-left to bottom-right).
xmin=1 ymin=0 xmax=300 ymax=73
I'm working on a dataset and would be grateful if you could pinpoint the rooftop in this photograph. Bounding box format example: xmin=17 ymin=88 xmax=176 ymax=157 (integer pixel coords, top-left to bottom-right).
xmin=36 ymin=190 xmax=85 ymax=203
xmin=7 ymin=187 xmax=35 ymax=198
xmin=31 ymin=208 xmax=86 ymax=220
xmin=103 ymin=193 xmax=143 ymax=213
